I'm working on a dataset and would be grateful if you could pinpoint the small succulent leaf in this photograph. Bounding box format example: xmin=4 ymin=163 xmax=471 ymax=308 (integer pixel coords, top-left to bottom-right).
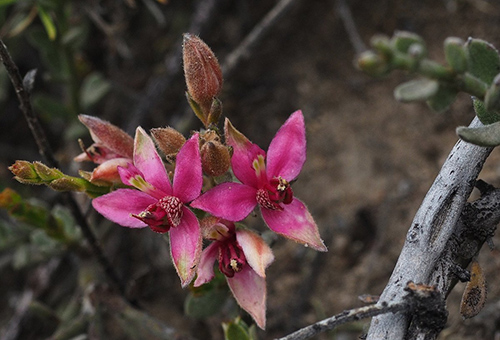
xmin=444 ymin=37 xmax=467 ymax=73
xmin=456 ymin=121 xmax=500 ymax=147
xmin=484 ymin=73 xmax=500 ymax=114
xmin=394 ymin=79 xmax=439 ymax=102
xmin=465 ymin=38 xmax=500 ymax=84
xmin=425 ymin=84 xmax=458 ymax=113
xmin=391 ymin=31 xmax=425 ymax=54
xmin=473 ymin=97 xmax=500 ymax=125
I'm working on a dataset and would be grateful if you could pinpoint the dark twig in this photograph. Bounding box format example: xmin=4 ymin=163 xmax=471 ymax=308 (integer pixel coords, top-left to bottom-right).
xmin=0 ymin=38 xmax=133 ymax=306
xmin=276 ymin=301 xmax=406 ymax=340
xmin=126 ymin=0 xmax=221 ymax=133
xmin=221 ymin=0 xmax=301 ymax=78
xmin=334 ymin=0 xmax=367 ymax=55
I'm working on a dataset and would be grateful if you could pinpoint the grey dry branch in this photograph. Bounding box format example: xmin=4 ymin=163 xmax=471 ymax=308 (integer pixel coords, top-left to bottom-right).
xmin=0 ymin=38 xmax=133 ymax=307
xmin=366 ymin=116 xmax=493 ymax=340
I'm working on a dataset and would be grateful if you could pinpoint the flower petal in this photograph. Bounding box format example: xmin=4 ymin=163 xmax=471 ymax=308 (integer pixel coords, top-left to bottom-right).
xmin=78 ymin=114 xmax=134 ymax=159
xmin=266 ymin=110 xmax=306 ymax=181
xmin=170 ymin=207 xmax=202 ymax=287
xmin=173 ymin=133 xmax=202 ymax=202
xmin=226 ymin=266 xmax=267 ymax=329
xmin=191 ymin=182 xmax=257 ymax=222
xmin=90 ymin=158 xmax=131 ymax=184
xmin=92 ymin=189 xmax=155 ymax=228
xmin=261 ymin=198 xmax=327 ymax=252
xmin=224 ymin=118 xmax=265 ymax=188
xmin=236 ymin=229 xmax=274 ymax=278
xmin=134 ymin=127 xmax=172 ymax=195
xmin=194 ymin=242 xmax=219 ymax=287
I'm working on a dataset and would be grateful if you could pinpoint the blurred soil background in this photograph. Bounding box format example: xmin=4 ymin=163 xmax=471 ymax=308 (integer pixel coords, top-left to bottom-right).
xmin=2 ymin=0 xmax=500 ymax=339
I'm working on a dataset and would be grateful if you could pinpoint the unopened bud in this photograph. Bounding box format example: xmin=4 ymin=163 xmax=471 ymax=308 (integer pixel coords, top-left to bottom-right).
xmin=151 ymin=127 xmax=186 ymax=158
xmin=9 ymin=160 xmax=39 ymax=184
xmin=49 ymin=177 xmax=85 ymax=192
xmin=183 ymin=33 xmax=223 ymax=119
xmin=444 ymin=37 xmax=467 ymax=73
xmin=33 ymin=161 xmax=63 ymax=182
xmin=200 ymin=130 xmax=231 ymax=177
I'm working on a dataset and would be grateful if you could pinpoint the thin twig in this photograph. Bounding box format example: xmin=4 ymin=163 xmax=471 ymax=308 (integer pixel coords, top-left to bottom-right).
xmin=334 ymin=0 xmax=367 ymax=55
xmin=275 ymin=301 xmax=407 ymax=340
xmin=221 ymin=0 xmax=301 ymax=78
xmin=0 ymin=38 xmax=134 ymax=306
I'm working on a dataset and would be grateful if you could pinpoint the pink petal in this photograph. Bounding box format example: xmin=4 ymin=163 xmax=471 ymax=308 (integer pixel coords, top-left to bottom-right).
xmin=133 ymin=127 xmax=172 ymax=196
xmin=90 ymin=158 xmax=131 ymax=184
xmin=169 ymin=207 xmax=202 ymax=287
xmin=190 ymin=182 xmax=257 ymax=222
xmin=92 ymin=189 xmax=155 ymax=228
xmin=194 ymin=242 xmax=219 ymax=287
xmin=261 ymin=198 xmax=327 ymax=252
xmin=226 ymin=266 xmax=267 ymax=329
xmin=266 ymin=110 xmax=306 ymax=181
xmin=236 ymin=229 xmax=274 ymax=278
xmin=173 ymin=134 xmax=202 ymax=203
xmin=78 ymin=114 xmax=134 ymax=159
xmin=224 ymin=118 xmax=265 ymax=188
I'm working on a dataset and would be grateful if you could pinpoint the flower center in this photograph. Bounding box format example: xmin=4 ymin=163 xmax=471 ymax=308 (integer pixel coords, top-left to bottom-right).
xmin=256 ymin=176 xmax=293 ymax=211
xmin=133 ymin=195 xmax=183 ymax=233
xmin=218 ymin=236 xmax=246 ymax=277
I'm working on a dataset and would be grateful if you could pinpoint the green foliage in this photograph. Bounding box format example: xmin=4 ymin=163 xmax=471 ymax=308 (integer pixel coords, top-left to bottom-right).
xmin=185 ymin=269 xmax=228 ymax=319
xmin=223 ymin=317 xmax=258 ymax=340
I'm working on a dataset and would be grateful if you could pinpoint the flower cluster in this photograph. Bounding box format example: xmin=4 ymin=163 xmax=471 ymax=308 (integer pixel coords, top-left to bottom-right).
xmin=9 ymin=34 xmax=327 ymax=330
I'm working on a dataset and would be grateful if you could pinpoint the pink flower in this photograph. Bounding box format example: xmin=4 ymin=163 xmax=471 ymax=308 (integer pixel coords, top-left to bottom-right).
xmin=92 ymin=127 xmax=203 ymax=286
xmin=195 ymin=217 xmax=274 ymax=329
xmin=191 ymin=110 xmax=326 ymax=251
xmin=75 ymin=115 xmax=134 ymax=184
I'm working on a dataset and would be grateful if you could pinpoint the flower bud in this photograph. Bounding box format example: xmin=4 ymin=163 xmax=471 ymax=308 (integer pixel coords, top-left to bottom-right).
xmin=183 ymin=33 xmax=223 ymax=119
xmin=9 ymin=160 xmax=39 ymax=184
xmin=33 ymin=161 xmax=63 ymax=182
xmin=391 ymin=31 xmax=426 ymax=54
xmin=200 ymin=130 xmax=231 ymax=177
xmin=49 ymin=177 xmax=86 ymax=192
xmin=150 ymin=127 xmax=186 ymax=158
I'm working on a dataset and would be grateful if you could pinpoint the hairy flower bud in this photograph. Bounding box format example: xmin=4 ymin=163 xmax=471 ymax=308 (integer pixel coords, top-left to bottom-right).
xmin=9 ymin=160 xmax=39 ymax=184
xmin=183 ymin=33 xmax=223 ymax=123
xmin=150 ymin=127 xmax=186 ymax=158
xmin=200 ymin=130 xmax=231 ymax=177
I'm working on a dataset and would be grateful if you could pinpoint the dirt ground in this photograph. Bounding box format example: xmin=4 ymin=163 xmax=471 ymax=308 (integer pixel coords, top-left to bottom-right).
xmin=2 ymin=0 xmax=500 ymax=339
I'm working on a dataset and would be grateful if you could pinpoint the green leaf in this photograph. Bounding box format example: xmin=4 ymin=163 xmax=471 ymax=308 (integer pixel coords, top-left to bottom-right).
xmin=37 ymin=4 xmax=57 ymax=40
xmin=444 ymin=37 xmax=467 ymax=73
xmin=425 ymin=84 xmax=458 ymax=113
xmin=0 ymin=0 xmax=18 ymax=7
xmin=391 ymin=31 xmax=426 ymax=54
xmin=457 ymin=121 xmax=500 ymax=147
xmin=473 ymin=97 xmax=500 ymax=125
xmin=394 ymin=79 xmax=439 ymax=102
xmin=33 ymin=93 xmax=71 ymax=119
xmin=184 ymin=285 xmax=228 ymax=319
xmin=465 ymin=38 xmax=500 ymax=84
xmin=80 ymin=72 xmax=111 ymax=110
xmin=223 ymin=319 xmax=252 ymax=340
